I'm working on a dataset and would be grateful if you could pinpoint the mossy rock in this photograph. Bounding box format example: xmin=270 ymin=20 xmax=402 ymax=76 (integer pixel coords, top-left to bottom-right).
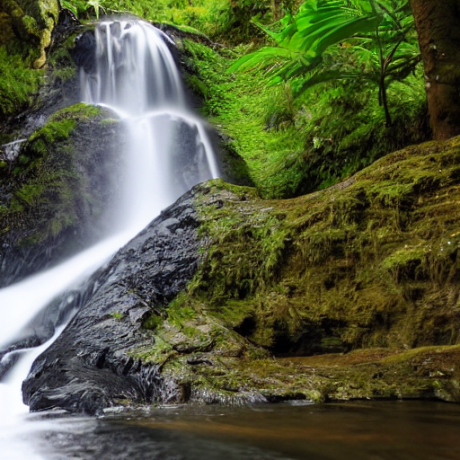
xmin=188 ymin=137 xmax=460 ymax=353
xmin=126 ymin=136 xmax=459 ymax=405
xmin=0 ymin=1 xmax=64 ymax=120
xmin=0 ymin=103 xmax=124 ymax=287
xmin=0 ymin=0 xmax=59 ymax=68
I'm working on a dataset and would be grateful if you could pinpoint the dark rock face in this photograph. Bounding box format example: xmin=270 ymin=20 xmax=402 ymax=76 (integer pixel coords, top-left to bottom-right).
xmin=22 ymin=190 xmax=201 ymax=415
xmin=71 ymin=30 xmax=97 ymax=74
xmin=0 ymin=111 xmax=124 ymax=288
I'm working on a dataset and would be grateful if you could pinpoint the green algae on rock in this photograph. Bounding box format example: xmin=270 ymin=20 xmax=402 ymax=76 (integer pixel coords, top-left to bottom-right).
xmin=0 ymin=103 xmax=124 ymax=286
xmin=131 ymin=136 xmax=459 ymax=405
xmin=192 ymin=137 xmax=460 ymax=353
xmin=0 ymin=0 xmax=59 ymax=68
xmin=0 ymin=1 xmax=61 ymax=120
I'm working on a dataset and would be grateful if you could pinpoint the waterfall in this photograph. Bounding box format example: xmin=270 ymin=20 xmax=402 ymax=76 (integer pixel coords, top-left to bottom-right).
xmin=80 ymin=20 xmax=219 ymax=233
xmin=0 ymin=19 xmax=218 ymax=457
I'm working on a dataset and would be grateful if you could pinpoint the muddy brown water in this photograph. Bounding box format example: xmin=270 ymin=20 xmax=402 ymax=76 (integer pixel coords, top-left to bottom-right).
xmin=27 ymin=400 xmax=459 ymax=460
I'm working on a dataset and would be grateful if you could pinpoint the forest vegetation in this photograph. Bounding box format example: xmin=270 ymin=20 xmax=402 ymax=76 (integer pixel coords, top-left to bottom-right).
xmin=2 ymin=0 xmax=458 ymax=198
xmin=0 ymin=1 xmax=459 ymax=405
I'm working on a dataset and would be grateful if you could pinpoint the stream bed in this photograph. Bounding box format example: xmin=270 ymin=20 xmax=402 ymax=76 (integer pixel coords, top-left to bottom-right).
xmin=4 ymin=401 xmax=459 ymax=460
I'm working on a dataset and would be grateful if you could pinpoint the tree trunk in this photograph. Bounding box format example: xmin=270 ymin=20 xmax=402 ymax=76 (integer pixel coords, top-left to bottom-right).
xmin=410 ymin=0 xmax=460 ymax=140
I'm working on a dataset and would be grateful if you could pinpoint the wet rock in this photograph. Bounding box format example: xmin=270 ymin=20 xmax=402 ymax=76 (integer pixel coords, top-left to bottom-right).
xmin=23 ymin=190 xmax=202 ymax=415
xmin=72 ymin=30 xmax=97 ymax=74
xmin=22 ymin=137 xmax=460 ymax=412
xmin=0 ymin=105 xmax=125 ymax=288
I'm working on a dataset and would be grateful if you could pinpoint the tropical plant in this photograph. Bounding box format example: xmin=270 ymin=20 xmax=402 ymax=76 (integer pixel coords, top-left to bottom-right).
xmin=61 ymin=0 xmax=104 ymax=19
xmin=228 ymin=0 xmax=421 ymax=125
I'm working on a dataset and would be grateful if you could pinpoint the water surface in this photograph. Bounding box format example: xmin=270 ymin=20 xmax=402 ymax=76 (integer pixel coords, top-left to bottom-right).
xmin=19 ymin=401 xmax=459 ymax=460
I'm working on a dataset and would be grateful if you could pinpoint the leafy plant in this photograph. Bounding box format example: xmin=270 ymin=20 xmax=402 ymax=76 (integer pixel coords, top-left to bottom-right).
xmin=61 ymin=0 xmax=104 ymax=19
xmin=183 ymin=37 xmax=427 ymax=199
xmin=228 ymin=0 xmax=421 ymax=125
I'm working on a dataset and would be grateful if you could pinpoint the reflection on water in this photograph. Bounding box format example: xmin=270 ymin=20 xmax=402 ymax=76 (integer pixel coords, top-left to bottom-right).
xmin=17 ymin=401 xmax=459 ymax=460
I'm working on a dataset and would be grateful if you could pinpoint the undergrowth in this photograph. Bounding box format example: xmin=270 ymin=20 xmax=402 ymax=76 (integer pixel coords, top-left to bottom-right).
xmin=94 ymin=0 xmax=293 ymax=43
xmin=0 ymin=46 xmax=43 ymax=119
xmin=183 ymin=39 xmax=429 ymax=198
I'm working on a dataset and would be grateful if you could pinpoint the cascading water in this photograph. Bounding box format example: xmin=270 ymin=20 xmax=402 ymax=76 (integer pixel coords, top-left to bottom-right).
xmin=80 ymin=20 xmax=218 ymax=233
xmin=0 ymin=19 xmax=218 ymax=459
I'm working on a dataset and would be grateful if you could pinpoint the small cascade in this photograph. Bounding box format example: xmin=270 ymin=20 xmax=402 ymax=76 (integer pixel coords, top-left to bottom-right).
xmin=0 ymin=19 xmax=219 ymax=457
xmin=80 ymin=20 xmax=219 ymax=233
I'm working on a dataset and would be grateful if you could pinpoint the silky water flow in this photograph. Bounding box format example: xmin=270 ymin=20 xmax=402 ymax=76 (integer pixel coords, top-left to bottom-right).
xmin=0 ymin=20 xmax=218 ymax=459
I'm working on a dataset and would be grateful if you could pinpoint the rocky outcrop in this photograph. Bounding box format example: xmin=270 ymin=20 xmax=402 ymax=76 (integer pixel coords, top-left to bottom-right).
xmin=0 ymin=104 xmax=124 ymax=287
xmin=22 ymin=191 xmax=203 ymax=415
xmin=0 ymin=0 xmax=59 ymax=68
xmin=22 ymin=137 xmax=460 ymax=414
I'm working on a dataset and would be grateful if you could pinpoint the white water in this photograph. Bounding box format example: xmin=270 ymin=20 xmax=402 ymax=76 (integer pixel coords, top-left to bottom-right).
xmin=0 ymin=19 xmax=218 ymax=459
xmin=0 ymin=325 xmax=71 ymax=460
xmin=0 ymin=139 xmax=27 ymax=161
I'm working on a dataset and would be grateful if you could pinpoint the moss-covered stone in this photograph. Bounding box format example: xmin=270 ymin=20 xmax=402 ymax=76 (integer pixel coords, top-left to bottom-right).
xmin=0 ymin=1 xmax=62 ymax=120
xmin=0 ymin=103 xmax=124 ymax=286
xmin=0 ymin=0 xmax=59 ymax=68
xmin=191 ymin=137 xmax=460 ymax=353
xmin=131 ymin=136 xmax=459 ymax=404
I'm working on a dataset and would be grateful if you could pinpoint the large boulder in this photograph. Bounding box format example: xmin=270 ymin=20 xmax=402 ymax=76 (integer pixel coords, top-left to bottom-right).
xmin=22 ymin=189 xmax=204 ymax=415
xmin=22 ymin=137 xmax=460 ymax=413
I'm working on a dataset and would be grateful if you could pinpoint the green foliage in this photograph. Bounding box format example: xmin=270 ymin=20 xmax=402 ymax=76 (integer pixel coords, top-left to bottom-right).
xmin=61 ymin=0 xmax=294 ymax=42
xmin=229 ymin=1 xmax=382 ymax=80
xmin=61 ymin=0 xmax=104 ymax=19
xmin=292 ymin=68 xmax=429 ymax=192
xmin=0 ymin=46 xmax=42 ymax=118
xmin=184 ymin=38 xmax=428 ymax=198
xmin=228 ymin=0 xmax=420 ymax=125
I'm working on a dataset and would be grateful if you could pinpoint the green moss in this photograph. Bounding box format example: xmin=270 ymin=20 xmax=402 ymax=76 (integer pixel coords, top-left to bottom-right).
xmin=146 ymin=344 xmax=460 ymax=404
xmin=0 ymin=102 xmax=109 ymax=247
xmin=19 ymin=104 xmax=100 ymax=163
xmin=100 ymin=118 xmax=120 ymax=125
xmin=48 ymin=103 xmax=102 ymax=122
xmin=97 ymin=0 xmax=281 ymax=43
xmin=0 ymin=45 xmax=43 ymax=118
xmin=181 ymin=137 xmax=460 ymax=355
xmin=143 ymin=314 xmax=164 ymax=330
xmin=166 ymin=292 xmax=198 ymax=328
xmin=132 ymin=335 xmax=174 ymax=365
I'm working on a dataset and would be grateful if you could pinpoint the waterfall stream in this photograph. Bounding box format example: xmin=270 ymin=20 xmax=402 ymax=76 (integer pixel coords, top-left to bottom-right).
xmin=0 ymin=19 xmax=218 ymax=459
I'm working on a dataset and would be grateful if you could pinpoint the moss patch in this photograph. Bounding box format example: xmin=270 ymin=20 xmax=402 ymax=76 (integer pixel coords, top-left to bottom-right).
xmin=189 ymin=137 xmax=460 ymax=354
xmin=0 ymin=103 xmax=113 ymax=249
xmin=129 ymin=136 xmax=459 ymax=404
xmin=0 ymin=45 xmax=43 ymax=119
